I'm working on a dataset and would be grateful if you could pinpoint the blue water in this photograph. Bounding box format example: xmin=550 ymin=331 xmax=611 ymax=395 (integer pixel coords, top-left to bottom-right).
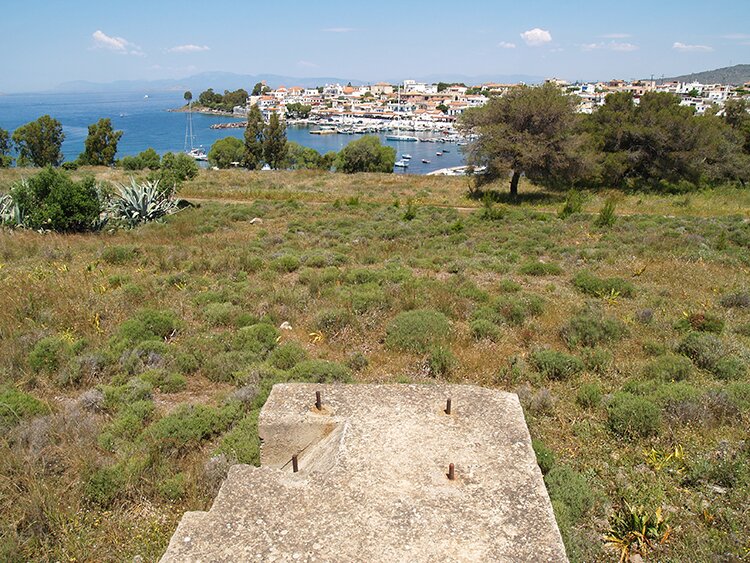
xmin=0 ymin=91 xmax=466 ymax=174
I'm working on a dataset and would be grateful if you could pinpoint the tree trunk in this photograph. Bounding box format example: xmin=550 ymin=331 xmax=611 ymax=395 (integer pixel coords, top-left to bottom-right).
xmin=510 ymin=170 xmax=520 ymax=198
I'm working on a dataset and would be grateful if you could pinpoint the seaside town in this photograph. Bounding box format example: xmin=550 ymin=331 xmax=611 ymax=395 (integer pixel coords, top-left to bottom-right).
xmin=209 ymin=76 xmax=750 ymax=131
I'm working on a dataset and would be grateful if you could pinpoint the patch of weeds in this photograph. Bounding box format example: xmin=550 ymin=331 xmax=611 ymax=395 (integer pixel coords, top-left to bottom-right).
xmin=532 ymin=440 xmax=556 ymax=476
xmin=345 ymin=351 xmax=369 ymax=372
xmin=643 ymin=354 xmax=693 ymax=382
xmin=142 ymin=402 xmax=242 ymax=456
xmin=139 ymin=369 xmax=186 ymax=393
xmin=203 ymin=351 xmax=259 ymax=383
xmin=101 ymin=378 xmax=152 ymax=412
xmin=427 ymin=346 xmax=457 ymax=378
xmin=470 ymin=319 xmax=502 ymax=341
xmin=594 ymin=198 xmax=617 ymax=228
xmin=558 ymin=189 xmax=584 ymax=219
xmin=113 ymin=309 xmax=181 ymax=349
xmin=561 ymin=310 xmax=627 ymax=349
xmin=530 ymin=349 xmax=584 ymax=380
xmin=268 ymin=341 xmax=307 ymax=370
xmin=385 ymin=309 xmax=451 ymax=353
xmin=85 ymin=464 xmax=127 ymax=507
xmin=101 ymin=245 xmax=139 ymax=265
xmin=201 ymin=302 xmax=250 ymax=327
xmin=314 ymin=308 xmax=353 ymax=336
xmin=158 ymin=473 xmax=187 ymax=501
xmin=28 ymin=335 xmax=72 ymax=375
xmin=544 ymin=465 xmax=596 ymax=523
xmin=726 ymin=382 xmax=750 ymax=412
xmin=518 ymin=261 xmax=563 ymax=276
xmin=572 ymin=271 xmax=635 ymax=298
xmin=604 ymin=501 xmax=670 ymax=562
xmin=0 ymin=387 xmax=49 ymax=430
xmin=677 ymin=332 xmax=746 ymax=380
xmin=674 ymin=312 xmax=725 ymax=334
xmin=576 ymin=383 xmax=603 ymax=409
xmin=719 ymin=291 xmax=750 ymax=309
xmin=289 ymin=360 xmax=352 ymax=383
xmin=270 ymin=254 xmax=301 ymax=273
xmin=606 ymin=392 xmax=661 ymax=438
xmin=581 ymin=347 xmax=612 ymax=373
xmin=349 ymin=284 xmax=390 ymax=314
xmin=234 ymin=323 xmax=279 ymax=356
xmin=215 ymin=410 xmax=261 ymax=465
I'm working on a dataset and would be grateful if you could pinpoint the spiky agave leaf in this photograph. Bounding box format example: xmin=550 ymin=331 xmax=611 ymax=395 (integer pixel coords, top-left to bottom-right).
xmin=110 ymin=178 xmax=179 ymax=227
xmin=0 ymin=192 xmax=22 ymax=227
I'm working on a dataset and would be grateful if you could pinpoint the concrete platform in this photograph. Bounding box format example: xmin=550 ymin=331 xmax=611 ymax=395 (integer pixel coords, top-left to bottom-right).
xmin=161 ymin=384 xmax=567 ymax=562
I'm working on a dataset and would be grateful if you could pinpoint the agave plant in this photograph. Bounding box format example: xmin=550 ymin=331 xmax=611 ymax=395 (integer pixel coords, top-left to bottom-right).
xmin=109 ymin=179 xmax=179 ymax=227
xmin=0 ymin=192 xmax=22 ymax=227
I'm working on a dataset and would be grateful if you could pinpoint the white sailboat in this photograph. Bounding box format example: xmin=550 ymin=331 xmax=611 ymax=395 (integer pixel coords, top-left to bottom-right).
xmin=386 ymin=85 xmax=419 ymax=142
xmin=184 ymin=100 xmax=208 ymax=161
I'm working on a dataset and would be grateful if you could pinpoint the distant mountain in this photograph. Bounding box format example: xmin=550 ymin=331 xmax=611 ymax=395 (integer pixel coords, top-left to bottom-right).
xmin=52 ymin=72 xmax=366 ymax=94
xmin=665 ymin=64 xmax=750 ymax=85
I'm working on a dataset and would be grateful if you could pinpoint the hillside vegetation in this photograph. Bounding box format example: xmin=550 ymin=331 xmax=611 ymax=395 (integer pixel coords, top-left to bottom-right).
xmin=0 ymin=168 xmax=748 ymax=561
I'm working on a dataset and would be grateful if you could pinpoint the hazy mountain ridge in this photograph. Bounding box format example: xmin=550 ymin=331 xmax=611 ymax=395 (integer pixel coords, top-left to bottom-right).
xmin=665 ymin=64 xmax=750 ymax=85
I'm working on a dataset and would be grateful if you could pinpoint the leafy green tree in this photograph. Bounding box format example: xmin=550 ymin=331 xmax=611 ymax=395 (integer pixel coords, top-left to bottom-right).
xmin=724 ymin=98 xmax=750 ymax=154
xmin=10 ymin=166 xmax=102 ymax=232
xmin=244 ymin=105 xmax=264 ymax=170
xmin=12 ymin=115 xmax=65 ymax=167
xmin=79 ymin=118 xmax=123 ymax=166
xmin=208 ymin=136 xmax=244 ymax=168
xmin=335 ymin=135 xmax=395 ymax=173
xmin=284 ymin=142 xmax=325 ymax=170
xmin=0 ymin=127 xmax=12 ymax=167
xmin=121 ymin=147 xmax=161 ymax=171
xmin=263 ymin=113 xmax=288 ymax=169
xmin=586 ymin=92 xmax=749 ymax=189
xmin=436 ymin=103 xmax=449 ymax=114
xmin=184 ymin=91 xmax=192 ymax=103
xmin=252 ymin=82 xmax=270 ymax=96
xmin=460 ymin=83 xmax=583 ymax=196
xmin=285 ymin=103 xmax=312 ymax=119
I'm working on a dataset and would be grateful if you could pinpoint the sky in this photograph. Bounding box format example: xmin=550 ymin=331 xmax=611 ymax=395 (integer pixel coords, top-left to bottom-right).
xmin=1 ymin=0 xmax=749 ymax=92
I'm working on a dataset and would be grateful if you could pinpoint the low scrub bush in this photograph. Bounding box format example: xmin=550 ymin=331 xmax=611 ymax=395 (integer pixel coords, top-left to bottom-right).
xmin=142 ymin=402 xmax=242 ymax=456
xmin=558 ymin=189 xmax=585 ymax=219
xmin=385 ymin=309 xmax=451 ymax=353
xmin=561 ymin=311 xmax=627 ymax=349
xmin=544 ymin=466 xmax=596 ymax=523
xmin=606 ymin=392 xmax=661 ymax=438
xmin=234 ymin=323 xmax=279 ymax=356
xmin=102 ymin=245 xmax=139 ymax=265
xmin=719 ymin=291 xmax=750 ymax=309
xmin=0 ymin=387 xmax=49 ymax=430
xmin=314 ymin=308 xmax=353 ymax=335
xmin=532 ymin=439 xmax=556 ymax=475
xmin=270 ymin=254 xmax=301 ymax=273
xmin=727 ymin=382 xmax=750 ymax=412
xmin=28 ymin=335 xmax=72 ymax=375
xmin=643 ymin=354 xmax=693 ymax=382
xmin=268 ymin=341 xmax=307 ymax=370
xmin=677 ymin=332 xmax=746 ymax=380
xmin=674 ymin=312 xmax=724 ymax=334
xmin=215 ymin=410 xmax=261 ymax=465
xmin=576 ymin=383 xmax=602 ymax=409
xmin=594 ymin=198 xmax=617 ymax=228
xmin=289 ymin=360 xmax=352 ymax=383
xmin=572 ymin=271 xmax=635 ymax=298
xmin=427 ymin=346 xmax=457 ymax=378
xmin=518 ymin=261 xmax=563 ymax=276
xmin=581 ymin=347 xmax=612 ymax=373
xmin=530 ymin=349 xmax=584 ymax=380
xmin=85 ymin=464 xmax=127 ymax=507
xmin=114 ymin=309 xmax=181 ymax=348
xmin=139 ymin=369 xmax=186 ymax=393
xmin=470 ymin=319 xmax=502 ymax=341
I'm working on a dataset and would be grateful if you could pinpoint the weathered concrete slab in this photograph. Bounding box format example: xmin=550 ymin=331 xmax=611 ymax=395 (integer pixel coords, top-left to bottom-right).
xmin=161 ymin=384 xmax=567 ymax=562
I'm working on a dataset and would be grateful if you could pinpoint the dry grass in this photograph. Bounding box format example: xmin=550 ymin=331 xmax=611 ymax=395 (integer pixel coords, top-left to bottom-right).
xmin=0 ymin=167 xmax=749 ymax=561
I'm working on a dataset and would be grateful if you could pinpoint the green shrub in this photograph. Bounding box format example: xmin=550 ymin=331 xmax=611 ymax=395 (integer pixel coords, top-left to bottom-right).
xmin=470 ymin=319 xmax=502 ymax=341
xmin=101 ymin=378 xmax=153 ymax=412
xmin=544 ymin=466 xmax=596 ymax=522
xmin=202 ymin=302 xmax=244 ymax=327
xmin=158 ymin=473 xmax=187 ymax=501
xmin=518 ymin=261 xmax=563 ymax=276
xmin=643 ymin=354 xmax=693 ymax=382
xmin=558 ymin=189 xmax=584 ymax=219
xmin=271 ymin=254 xmax=301 ymax=273
xmin=572 ymin=271 xmax=635 ymax=298
xmin=561 ymin=311 xmax=626 ymax=349
xmin=349 ymin=284 xmax=390 ymax=314
xmin=581 ymin=347 xmax=612 ymax=373
xmin=102 ymin=245 xmax=139 ymax=265
xmin=85 ymin=464 xmax=127 ymax=507
xmin=594 ymin=198 xmax=616 ymax=228
xmin=713 ymin=356 xmax=746 ymax=381
xmin=215 ymin=410 xmax=261 ymax=465
xmin=530 ymin=349 xmax=584 ymax=380
xmin=203 ymin=351 xmax=258 ymax=383
xmin=606 ymin=392 xmax=661 ymax=438
xmin=10 ymin=167 xmax=103 ymax=232
xmin=344 ymin=268 xmax=381 ymax=285
xmin=532 ymin=439 xmax=556 ymax=475
xmin=674 ymin=312 xmax=725 ymax=334
xmin=0 ymin=387 xmax=49 ymax=430
xmin=268 ymin=341 xmax=307 ymax=370
xmin=140 ymin=370 xmax=187 ymax=393
xmin=385 ymin=309 xmax=451 ymax=353
xmin=719 ymin=292 xmax=750 ymax=309
xmin=428 ymin=346 xmax=457 ymax=377
xmin=234 ymin=323 xmax=279 ymax=356
xmin=314 ymin=308 xmax=353 ymax=335
xmin=28 ymin=335 xmax=71 ymax=374
xmin=289 ymin=360 xmax=352 ymax=383
xmin=576 ymin=383 xmax=602 ymax=409
xmin=677 ymin=332 xmax=745 ymax=379
xmin=143 ymin=402 xmax=242 ymax=456
xmin=114 ymin=309 xmax=181 ymax=347
xmin=346 ymin=351 xmax=369 ymax=372
xmin=727 ymin=382 xmax=750 ymax=411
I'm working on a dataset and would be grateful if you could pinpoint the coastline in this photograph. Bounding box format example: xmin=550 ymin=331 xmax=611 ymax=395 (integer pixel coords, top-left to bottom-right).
xmin=168 ymin=105 xmax=235 ymax=117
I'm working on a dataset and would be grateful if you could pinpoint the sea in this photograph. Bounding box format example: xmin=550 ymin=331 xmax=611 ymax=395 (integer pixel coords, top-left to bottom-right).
xmin=0 ymin=91 xmax=466 ymax=175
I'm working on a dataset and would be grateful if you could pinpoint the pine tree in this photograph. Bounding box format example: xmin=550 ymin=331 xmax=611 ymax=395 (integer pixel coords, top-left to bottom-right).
xmin=263 ymin=112 xmax=288 ymax=170
xmin=244 ymin=105 xmax=264 ymax=170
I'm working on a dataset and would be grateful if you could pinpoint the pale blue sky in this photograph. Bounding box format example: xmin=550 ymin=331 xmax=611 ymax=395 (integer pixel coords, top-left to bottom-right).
xmin=2 ymin=0 xmax=749 ymax=92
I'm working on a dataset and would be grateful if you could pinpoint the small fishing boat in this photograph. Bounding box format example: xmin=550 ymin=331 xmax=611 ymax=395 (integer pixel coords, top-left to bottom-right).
xmin=422 ymin=159 xmax=431 ymax=164
xmin=394 ymin=159 xmax=410 ymax=168
xmin=436 ymin=151 xmax=443 ymax=156
xmin=442 ymin=149 xmax=451 ymax=153
xmin=402 ymin=154 xmax=412 ymax=160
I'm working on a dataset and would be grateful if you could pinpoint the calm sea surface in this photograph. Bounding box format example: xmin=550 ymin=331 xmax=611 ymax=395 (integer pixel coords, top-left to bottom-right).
xmin=0 ymin=91 xmax=466 ymax=174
